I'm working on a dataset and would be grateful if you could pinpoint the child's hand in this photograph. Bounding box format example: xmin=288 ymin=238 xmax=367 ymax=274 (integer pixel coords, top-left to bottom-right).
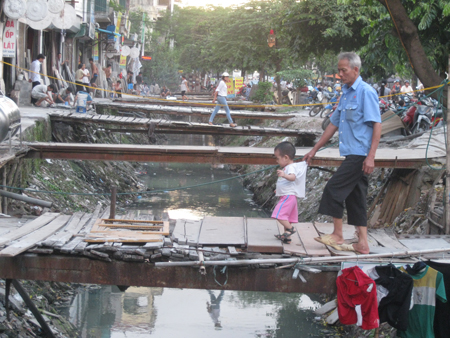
xmin=276 ymin=169 xmax=284 ymax=178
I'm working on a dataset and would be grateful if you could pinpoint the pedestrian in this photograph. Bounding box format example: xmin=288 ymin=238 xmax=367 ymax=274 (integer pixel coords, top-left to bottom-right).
xmin=180 ymin=75 xmax=189 ymax=101
xmin=113 ymin=80 xmax=122 ymax=98
xmin=28 ymin=54 xmax=45 ymax=104
xmin=209 ymin=72 xmax=237 ymax=127
xmin=127 ymin=71 xmax=134 ymax=94
xmin=400 ymin=80 xmax=413 ymax=94
xmin=75 ymin=64 xmax=86 ymax=93
xmin=136 ymin=72 xmax=143 ymax=94
xmin=303 ymin=52 xmax=382 ymax=254
xmin=82 ymin=65 xmax=90 ymax=92
xmin=391 ymin=80 xmax=401 ymax=94
xmin=103 ymin=64 xmax=112 ymax=91
xmin=272 ymin=141 xmax=308 ymax=243
xmin=160 ymin=85 xmax=171 ymax=98
xmin=53 ymin=87 xmax=73 ymax=104
xmin=89 ymin=58 xmax=98 ymax=89
xmin=378 ymin=81 xmax=391 ymax=98
xmin=31 ymin=83 xmax=56 ymax=107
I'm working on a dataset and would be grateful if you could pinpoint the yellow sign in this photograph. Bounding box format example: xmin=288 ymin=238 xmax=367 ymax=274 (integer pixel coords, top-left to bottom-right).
xmin=119 ymin=55 xmax=127 ymax=69
xmin=115 ymin=12 xmax=122 ymax=34
xmin=225 ymin=78 xmax=235 ymax=98
xmin=234 ymin=77 xmax=244 ymax=92
xmin=93 ymin=32 xmax=99 ymax=61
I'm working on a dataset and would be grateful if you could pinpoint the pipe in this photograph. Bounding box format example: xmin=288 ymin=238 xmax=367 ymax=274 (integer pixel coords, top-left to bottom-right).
xmin=0 ymin=190 xmax=52 ymax=208
xmin=154 ymin=247 xmax=450 ymax=267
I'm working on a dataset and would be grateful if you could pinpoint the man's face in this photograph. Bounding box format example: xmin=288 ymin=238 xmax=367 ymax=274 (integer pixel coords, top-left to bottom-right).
xmin=82 ymin=64 xmax=85 ymax=70
xmin=38 ymin=58 xmax=44 ymax=63
xmin=338 ymin=58 xmax=359 ymax=87
xmin=405 ymin=82 xmax=410 ymax=87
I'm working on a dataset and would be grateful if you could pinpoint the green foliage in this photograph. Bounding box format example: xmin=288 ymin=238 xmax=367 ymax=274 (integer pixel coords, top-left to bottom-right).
xmin=252 ymin=82 xmax=274 ymax=103
xmin=109 ymin=0 xmax=125 ymax=12
xmin=276 ymin=69 xmax=313 ymax=87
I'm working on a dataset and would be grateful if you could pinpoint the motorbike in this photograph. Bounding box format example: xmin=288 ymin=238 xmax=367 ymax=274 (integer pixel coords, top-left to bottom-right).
xmin=308 ymin=90 xmax=325 ymax=116
xmin=402 ymin=98 xmax=443 ymax=134
xmin=321 ymin=102 xmax=339 ymax=130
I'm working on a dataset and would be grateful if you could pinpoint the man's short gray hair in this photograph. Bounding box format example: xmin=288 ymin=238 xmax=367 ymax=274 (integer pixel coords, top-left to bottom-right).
xmin=338 ymin=52 xmax=361 ymax=71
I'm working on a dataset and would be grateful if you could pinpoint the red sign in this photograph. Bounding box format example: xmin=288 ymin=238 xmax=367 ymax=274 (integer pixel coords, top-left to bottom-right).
xmin=141 ymin=56 xmax=152 ymax=60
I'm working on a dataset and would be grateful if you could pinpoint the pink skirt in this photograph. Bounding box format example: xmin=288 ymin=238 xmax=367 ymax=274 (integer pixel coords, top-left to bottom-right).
xmin=271 ymin=195 xmax=298 ymax=223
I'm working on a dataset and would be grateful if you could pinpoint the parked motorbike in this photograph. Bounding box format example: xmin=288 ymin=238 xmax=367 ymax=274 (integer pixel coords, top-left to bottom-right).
xmin=308 ymin=90 xmax=326 ymax=116
xmin=321 ymin=102 xmax=339 ymax=130
xmin=402 ymin=98 xmax=443 ymax=134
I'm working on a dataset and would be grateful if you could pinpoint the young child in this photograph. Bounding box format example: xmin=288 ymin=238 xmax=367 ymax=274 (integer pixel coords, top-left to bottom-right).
xmin=272 ymin=141 xmax=308 ymax=243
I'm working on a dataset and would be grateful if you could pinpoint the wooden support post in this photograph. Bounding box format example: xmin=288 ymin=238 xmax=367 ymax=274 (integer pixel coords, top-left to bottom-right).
xmin=446 ymin=55 xmax=450 ymax=234
xmin=2 ymin=166 xmax=7 ymax=214
xmin=109 ymin=185 xmax=117 ymax=219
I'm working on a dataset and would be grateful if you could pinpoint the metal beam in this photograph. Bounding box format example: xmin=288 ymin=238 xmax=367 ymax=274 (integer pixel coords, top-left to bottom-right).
xmin=0 ymin=255 xmax=338 ymax=294
xmin=23 ymin=142 xmax=440 ymax=168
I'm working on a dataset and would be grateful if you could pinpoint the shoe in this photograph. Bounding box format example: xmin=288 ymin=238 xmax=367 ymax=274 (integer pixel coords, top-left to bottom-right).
xmin=314 ymin=234 xmax=338 ymax=246
xmin=286 ymin=226 xmax=296 ymax=235
xmin=50 ymin=103 xmax=56 ymax=108
xmin=275 ymin=233 xmax=292 ymax=244
xmin=208 ymin=122 xmax=214 ymax=125
xmin=230 ymin=123 xmax=237 ymax=128
xmin=331 ymin=243 xmax=361 ymax=253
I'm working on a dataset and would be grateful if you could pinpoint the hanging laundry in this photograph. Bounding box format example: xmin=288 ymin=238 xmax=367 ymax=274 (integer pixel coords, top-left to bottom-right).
xmin=397 ymin=263 xmax=447 ymax=338
xmin=336 ymin=266 xmax=379 ymax=330
xmin=371 ymin=264 xmax=413 ymax=331
xmin=426 ymin=261 xmax=450 ymax=338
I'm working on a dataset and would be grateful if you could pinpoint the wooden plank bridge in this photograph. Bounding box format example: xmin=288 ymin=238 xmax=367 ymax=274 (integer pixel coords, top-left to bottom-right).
xmin=22 ymin=142 xmax=444 ymax=168
xmin=97 ymin=100 xmax=276 ymax=115
xmin=2 ymin=210 xmax=448 ymax=293
xmin=48 ymin=111 xmax=318 ymax=138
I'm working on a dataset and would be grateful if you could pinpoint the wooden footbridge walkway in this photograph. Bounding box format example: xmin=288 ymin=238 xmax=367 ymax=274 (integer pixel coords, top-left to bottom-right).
xmin=48 ymin=111 xmax=318 ymax=138
xmin=96 ymin=101 xmax=282 ymax=117
xmin=1 ymin=208 xmax=449 ymax=293
xmin=21 ymin=142 xmax=444 ymax=168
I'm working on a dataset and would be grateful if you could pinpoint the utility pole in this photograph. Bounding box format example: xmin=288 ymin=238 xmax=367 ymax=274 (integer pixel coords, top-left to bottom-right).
xmin=446 ymin=54 xmax=450 ymax=234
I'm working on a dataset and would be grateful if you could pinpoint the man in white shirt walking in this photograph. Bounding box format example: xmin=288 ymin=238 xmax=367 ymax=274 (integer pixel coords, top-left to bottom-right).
xmin=209 ymin=72 xmax=237 ymax=127
xmin=28 ymin=54 xmax=45 ymax=104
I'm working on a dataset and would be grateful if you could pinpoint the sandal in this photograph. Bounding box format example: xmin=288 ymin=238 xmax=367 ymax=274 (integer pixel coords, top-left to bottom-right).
xmin=286 ymin=226 xmax=296 ymax=235
xmin=275 ymin=233 xmax=292 ymax=244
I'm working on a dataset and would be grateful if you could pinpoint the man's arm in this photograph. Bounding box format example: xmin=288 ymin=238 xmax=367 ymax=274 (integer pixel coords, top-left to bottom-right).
xmin=303 ymin=123 xmax=338 ymax=164
xmin=362 ymin=122 xmax=381 ymax=174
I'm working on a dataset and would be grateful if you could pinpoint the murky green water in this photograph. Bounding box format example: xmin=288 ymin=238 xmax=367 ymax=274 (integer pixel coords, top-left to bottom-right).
xmin=61 ymin=134 xmax=328 ymax=337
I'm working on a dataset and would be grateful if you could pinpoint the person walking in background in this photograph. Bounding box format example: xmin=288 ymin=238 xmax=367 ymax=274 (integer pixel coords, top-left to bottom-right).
xmin=75 ymin=64 xmax=86 ymax=93
xmin=89 ymin=58 xmax=98 ymax=89
xmin=103 ymin=64 xmax=113 ymax=94
xmin=209 ymin=72 xmax=237 ymax=127
xmin=29 ymin=54 xmax=45 ymax=104
xmin=401 ymin=80 xmax=413 ymax=95
xmin=206 ymin=290 xmax=225 ymax=329
xmin=82 ymin=64 xmax=91 ymax=92
xmin=303 ymin=52 xmax=381 ymax=254
xmin=180 ymin=75 xmax=189 ymax=101
xmin=272 ymin=141 xmax=308 ymax=243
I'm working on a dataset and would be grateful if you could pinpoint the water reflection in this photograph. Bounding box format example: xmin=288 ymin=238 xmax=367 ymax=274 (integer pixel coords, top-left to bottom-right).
xmin=61 ymin=287 xmax=324 ymax=338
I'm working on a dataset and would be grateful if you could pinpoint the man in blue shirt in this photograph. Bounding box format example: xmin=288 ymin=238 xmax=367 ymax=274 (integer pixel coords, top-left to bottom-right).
xmin=303 ymin=52 xmax=382 ymax=254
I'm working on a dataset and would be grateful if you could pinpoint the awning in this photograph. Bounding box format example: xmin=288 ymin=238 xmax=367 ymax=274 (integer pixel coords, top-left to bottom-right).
xmin=96 ymin=28 xmax=121 ymax=37
xmin=325 ymin=74 xmax=341 ymax=79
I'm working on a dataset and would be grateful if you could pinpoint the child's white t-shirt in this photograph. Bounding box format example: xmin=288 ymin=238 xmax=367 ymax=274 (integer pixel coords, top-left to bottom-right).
xmin=275 ymin=162 xmax=308 ymax=198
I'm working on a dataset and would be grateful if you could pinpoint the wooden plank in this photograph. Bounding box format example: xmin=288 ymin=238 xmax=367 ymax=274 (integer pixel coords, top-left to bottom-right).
xmin=369 ymin=229 xmax=407 ymax=250
xmin=198 ymin=216 xmax=245 ymax=246
xmin=0 ymin=213 xmax=59 ymax=246
xmin=172 ymin=219 xmax=202 ymax=245
xmin=277 ymin=221 xmax=308 ymax=256
xmin=0 ymin=215 xmax=71 ymax=257
xmin=99 ymin=223 xmax=162 ymax=229
xmin=172 ymin=219 xmax=187 ymax=243
xmin=297 ymin=223 xmax=330 ymax=257
xmin=41 ymin=212 xmax=84 ymax=247
xmin=246 ymin=218 xmax=283 ymax=253
xmin=79 ymin=205 xmax=102 ymax=234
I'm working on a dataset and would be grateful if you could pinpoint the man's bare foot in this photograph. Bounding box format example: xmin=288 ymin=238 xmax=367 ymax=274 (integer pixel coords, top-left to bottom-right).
xmin=352 ymin=242 xmax=370 ymax=254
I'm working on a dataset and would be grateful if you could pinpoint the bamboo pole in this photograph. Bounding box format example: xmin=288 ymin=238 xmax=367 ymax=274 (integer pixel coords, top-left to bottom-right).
xmin=155 ymin=247 xmax=450 ymax=267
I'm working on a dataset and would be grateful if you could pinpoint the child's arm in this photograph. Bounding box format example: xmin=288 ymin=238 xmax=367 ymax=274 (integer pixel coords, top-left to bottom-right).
xmin=276 ymin=169 xmax=296 ymax=181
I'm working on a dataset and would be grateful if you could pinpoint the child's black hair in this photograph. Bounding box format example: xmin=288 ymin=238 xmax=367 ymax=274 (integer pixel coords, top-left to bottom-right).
xmin=275 ymin=141 xmax=296 ymax=160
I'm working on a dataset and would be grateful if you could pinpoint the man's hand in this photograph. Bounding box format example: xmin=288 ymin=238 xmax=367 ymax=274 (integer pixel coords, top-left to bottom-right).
xmin=303 ymin=150 xmax=316 ymax=165
xmin=362 ymin=156 xmax=375 ymax=175
xmin=28 ymin=79 xmax=32 ymax=83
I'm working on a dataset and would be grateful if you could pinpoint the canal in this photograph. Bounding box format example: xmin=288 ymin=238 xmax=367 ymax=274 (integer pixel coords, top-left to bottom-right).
xmin=59 ymin=134 xmax=328 ymax=337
